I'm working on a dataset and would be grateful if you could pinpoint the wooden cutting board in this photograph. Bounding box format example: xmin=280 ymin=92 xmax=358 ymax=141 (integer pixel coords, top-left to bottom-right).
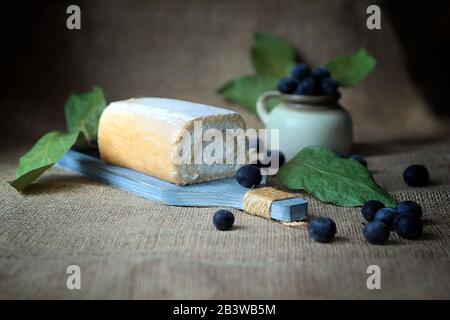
xmin=56 ymin=149 xmax=307 ymax=222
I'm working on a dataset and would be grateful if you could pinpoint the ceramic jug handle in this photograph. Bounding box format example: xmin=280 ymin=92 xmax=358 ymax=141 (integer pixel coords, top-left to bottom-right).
xmin=256 ymin=91 xmax=280 ymax=125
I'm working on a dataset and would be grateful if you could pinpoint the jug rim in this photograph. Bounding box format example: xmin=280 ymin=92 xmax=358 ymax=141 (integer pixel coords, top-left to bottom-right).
xmin=279 ymin=91 xmax=341 ymax=104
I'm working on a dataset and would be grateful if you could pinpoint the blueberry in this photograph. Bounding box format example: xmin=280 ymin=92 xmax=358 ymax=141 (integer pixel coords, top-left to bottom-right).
xmin=213 ymin=210 xmax=235 ymax=231
xmin=277 ymin=77 xmax=297 ymax=94
xmin=403 ymin=164 xmax=429 ymax=187
xmin=291 ymin=63 xmax=310 ymax=80
xmin=249 ymin=137 xmax=263 ymax=153
xmin=256 ymin=159 xmax=269 ymax=168
xmin=256 ymin=149 xmax=271 ymax=168
xmin=236 ymin=165 xmax=262 ymax=188
xmin=271 ymin=150 xmax=286 ymax=168
xmin=396 ymin=200 xmax=422 ymax=219
xmin=374 ymin=208 xmax=397 ymax=228
xmin=308 ymin=217 xmax=337 ymax=243
xmin=350 ymin=154 xmax=367 ymax=167
xmin=257 ymin=150 xmax=286 ymax=168
xmin=333 ymin=150 xmax=343 ymax=158
xmin=314 ymin=82 xmax=324 ymax=95
xmin=321 ymin=77 xmax=338 ymax=95
xmin=361 ymin=200 xmax=385 ymax=222
xmin=363 ymin=221 xmax=390 ymax=245
xmin=311 ymin=66 xmax=331 ymax=79
xmin=393 ymin=213 xmax=423 ymax=239
xmin=295 ymin=77 xmax=318 ymax=95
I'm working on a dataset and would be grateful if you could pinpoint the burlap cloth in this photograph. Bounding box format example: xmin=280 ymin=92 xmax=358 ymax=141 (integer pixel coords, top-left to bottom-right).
xmin=0 ymin=141 xmax=449 ymax=299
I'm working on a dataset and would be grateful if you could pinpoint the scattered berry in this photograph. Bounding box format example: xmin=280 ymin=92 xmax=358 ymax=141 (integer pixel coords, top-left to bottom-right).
xmin=236 ymin=165 xmax=262 ymax=188
xmin=277 ymin=77 xmax=297 ymax=94
xmin=256 ymin=150 xmax=271 ymax=167
xmin=363 ymin=221 xmax=390 ymax=245
xmin=311 ymin=66 xmax=330 ymax=79
xmin=350 ymin=154 xmax=367 ymax=167
xmin=396 ymin=201 xmax=422 ymax=219
xmin=271 ymin=150 xmax=286 ymax=168
xmin=321 ymin=77 xmax=338 ymax=95
xmin=213 ymin=210 xmax=235 ymax=231
xmin=257 ymin=150 xmax=286 ymax=168
xmin=393 ymin=213 xmax=423 ymax=239
xmin=403 ymin=164 xmax=429 ymax=187
xmin=291 ymin=63 xmax=310 ymax=80
xmin=256 ymin=159 xmax=269 ymax=168
xmin=361 ymin=200 xmax=385 ymax=222
xmin=249 ymin=137 xmax=263 ymax=153
xmin=308 ymin=217 xmax=337 ymax=243
xmin=374 ymin=208 xmax=397 ymax=228
xmin=333 ymin=150 xmax=343 ymax=158
xmin=295 ymin=77 xmax=317 ymax=95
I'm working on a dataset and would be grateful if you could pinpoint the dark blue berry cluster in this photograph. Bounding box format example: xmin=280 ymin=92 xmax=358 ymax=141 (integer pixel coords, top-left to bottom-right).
xmin=361 ymin=200 xmax=424 ymax=245
xmin=277 ymin=64 xmax=339 ymax=96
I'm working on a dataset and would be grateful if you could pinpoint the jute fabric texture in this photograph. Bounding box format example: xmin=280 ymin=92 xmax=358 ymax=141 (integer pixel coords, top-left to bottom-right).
xmin=0 ymin=142 xmax=449 ymax=299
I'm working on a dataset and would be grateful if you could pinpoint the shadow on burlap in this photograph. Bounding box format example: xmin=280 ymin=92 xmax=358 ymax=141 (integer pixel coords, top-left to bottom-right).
xmin=0 ymin=141 xmax=449 ymax=299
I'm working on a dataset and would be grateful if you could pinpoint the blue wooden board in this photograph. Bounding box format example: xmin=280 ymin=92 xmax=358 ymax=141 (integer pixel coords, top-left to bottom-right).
xmin=56 ymin=150 xmax=307 ymax=222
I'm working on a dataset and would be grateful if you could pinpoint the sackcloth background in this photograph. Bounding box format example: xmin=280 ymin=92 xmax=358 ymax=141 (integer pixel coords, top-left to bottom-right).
xmin=1 ymin=0 xmax=449 ymax=299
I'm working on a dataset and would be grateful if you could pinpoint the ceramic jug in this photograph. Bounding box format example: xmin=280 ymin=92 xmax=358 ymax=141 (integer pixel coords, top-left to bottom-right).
xmin=256 ymin=91 xmax=352 ymax=161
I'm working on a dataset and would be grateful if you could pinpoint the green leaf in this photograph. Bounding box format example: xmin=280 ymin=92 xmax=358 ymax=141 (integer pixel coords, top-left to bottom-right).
xmin=326 ymin=49 xmax=376 ymax=87
xmin=217 ymin=74 xmax=278 ymax=113
xmin=251 ymin=32 xmax=296 ymax=77
xmin=64 ymin=85 xmax=106 ymax=141
xmin=8 ymin=131 xmax=81 ymax=191
xmin=277 ymin=146 xmax=396 ymax=207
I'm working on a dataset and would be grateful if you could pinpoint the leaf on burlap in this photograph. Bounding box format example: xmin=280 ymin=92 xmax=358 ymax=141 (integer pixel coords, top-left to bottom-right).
xmin=8 ymin=131 xmax=81 ymax=191
xmin=277 ymin=146 xmax=396 ymax=207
